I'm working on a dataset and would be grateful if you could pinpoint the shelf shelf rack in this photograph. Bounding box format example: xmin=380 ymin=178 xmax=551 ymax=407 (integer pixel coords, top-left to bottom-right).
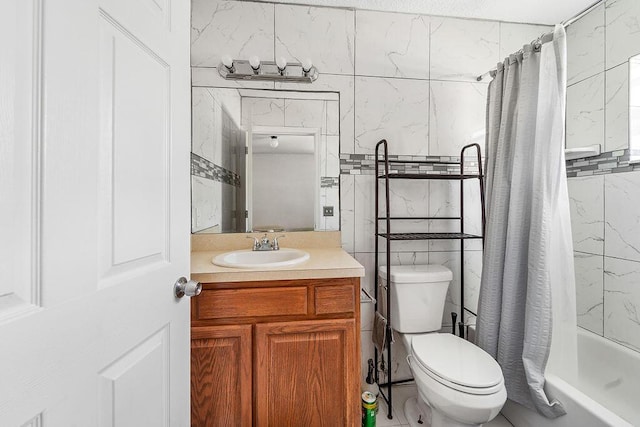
xmin=373 ymin=139 xmax=486 ymax=420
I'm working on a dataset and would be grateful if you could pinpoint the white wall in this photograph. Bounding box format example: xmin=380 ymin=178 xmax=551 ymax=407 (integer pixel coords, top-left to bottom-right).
xmin=252 ymin=153 xmax=315 ymax=230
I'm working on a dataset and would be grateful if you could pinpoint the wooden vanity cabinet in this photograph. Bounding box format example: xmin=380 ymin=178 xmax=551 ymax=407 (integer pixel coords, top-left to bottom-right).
xmin=190 ymin=277 xmax=361 ymax=427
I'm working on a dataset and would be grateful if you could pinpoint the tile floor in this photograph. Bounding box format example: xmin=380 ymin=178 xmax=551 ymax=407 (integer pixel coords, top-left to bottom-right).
xmin=374 ymin=384 xmax=513 ymax=427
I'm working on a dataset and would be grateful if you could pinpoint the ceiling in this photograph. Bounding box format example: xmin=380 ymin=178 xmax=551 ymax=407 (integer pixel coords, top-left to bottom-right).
xmin=253 ymin=0 xmax=601 ymax=25
xmin=253 ymin=134 xmax=315 ymax=154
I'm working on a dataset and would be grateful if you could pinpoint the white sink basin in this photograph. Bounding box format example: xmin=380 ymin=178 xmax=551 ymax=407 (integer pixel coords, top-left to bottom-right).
xmin=212 ymin=248 xmax=310 ymax=269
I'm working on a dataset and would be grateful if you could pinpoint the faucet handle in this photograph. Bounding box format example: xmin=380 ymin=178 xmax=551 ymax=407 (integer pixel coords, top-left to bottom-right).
xmin=272 ymin=234 xmax=285 ymax=250
xmin=246 ymin=235 xmax=259 ymax=250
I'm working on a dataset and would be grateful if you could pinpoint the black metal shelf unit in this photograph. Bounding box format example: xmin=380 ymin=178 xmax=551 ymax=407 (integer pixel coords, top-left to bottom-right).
xmin=373 ymin=139 xmax=486 ymax=420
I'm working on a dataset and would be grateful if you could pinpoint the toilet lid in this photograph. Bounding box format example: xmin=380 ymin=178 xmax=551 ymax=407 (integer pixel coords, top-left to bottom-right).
xmin=411 ymin=333 xmax=503 ymax=392
xmin=378 ymin=264 xmax=453 ymax=283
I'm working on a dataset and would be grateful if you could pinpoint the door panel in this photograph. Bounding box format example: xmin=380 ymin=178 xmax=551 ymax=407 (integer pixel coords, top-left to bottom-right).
xmin=191 ymin=325 xmax=252 ymax=427
xmin=255 ymin=319 xmax=358 ymax=427
xmin=0 ymin=0 xmax=191 ymax=425
xmin=99 ymin=327 xmax=170 ymax=427
xmin=0 ymin=0 xmax=42 ymax=321
xmin=98 ymin=14 xmax=169 ymax=279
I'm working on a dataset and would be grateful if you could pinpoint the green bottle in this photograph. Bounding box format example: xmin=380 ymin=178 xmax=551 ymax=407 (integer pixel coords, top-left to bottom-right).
xmin=361 ymin=391 xmax=377 ymax=427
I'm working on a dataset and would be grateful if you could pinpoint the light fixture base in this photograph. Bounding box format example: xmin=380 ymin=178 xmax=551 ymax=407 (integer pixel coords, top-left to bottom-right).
xmin=218 ymin=59 xmax=318 ymax=83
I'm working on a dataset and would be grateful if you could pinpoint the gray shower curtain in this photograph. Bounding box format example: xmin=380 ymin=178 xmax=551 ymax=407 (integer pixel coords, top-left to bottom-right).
xmin=476 ymin=24 xmax=576 ymax=418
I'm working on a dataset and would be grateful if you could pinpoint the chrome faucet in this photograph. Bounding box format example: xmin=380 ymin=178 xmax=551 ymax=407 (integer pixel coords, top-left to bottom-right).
xmin=247 ymin=234 xmax=285 ymax=251
xmin=272 ymin=235 xmax=285 ymax=250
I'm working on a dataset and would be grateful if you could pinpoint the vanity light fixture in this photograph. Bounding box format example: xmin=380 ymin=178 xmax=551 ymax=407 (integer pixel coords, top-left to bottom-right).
xmin=276 ymin=56 xmax=287 ymax=75
xmin=221 ymin=55 xmax=234 ymax=72
xmin=249 ymin=55 xmax=261 ymax=73
xmin=218 ymin=55 xmax=318 ymax=83
xmin=269 ymin=136 xmax=279 ymax=148
xmin=301 ymin=58 xmax=313 ymax=74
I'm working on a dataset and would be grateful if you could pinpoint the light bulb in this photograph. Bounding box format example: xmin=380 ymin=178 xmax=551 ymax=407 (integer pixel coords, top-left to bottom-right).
xmin=249 ymin=55 xmax=261 ymax=71
xmin=276 ymin=57 xmax=287 ymax=72
xmin=269 ymin=136 xmax=279 ymax=148
xmin=221 ymin=55 xmax=234 ymax=70
xmin=301 ymin=58 xmax=313 ymax=73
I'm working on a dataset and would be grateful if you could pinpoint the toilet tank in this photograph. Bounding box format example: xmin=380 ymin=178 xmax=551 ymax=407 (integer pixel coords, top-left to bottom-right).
xmin=379 ymin=265 xmax=453 ymax=333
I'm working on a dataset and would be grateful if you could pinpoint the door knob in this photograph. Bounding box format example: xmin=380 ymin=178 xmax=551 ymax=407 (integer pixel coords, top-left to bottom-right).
xmin=174 ymin=277 xmax=202 ymax=298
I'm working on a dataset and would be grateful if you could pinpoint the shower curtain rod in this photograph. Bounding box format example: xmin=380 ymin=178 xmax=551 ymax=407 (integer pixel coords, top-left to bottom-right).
xmin=475 ymin=32 xmax=553 ymax=81
xmin=475 ymin=0 xmax=603 ymax=81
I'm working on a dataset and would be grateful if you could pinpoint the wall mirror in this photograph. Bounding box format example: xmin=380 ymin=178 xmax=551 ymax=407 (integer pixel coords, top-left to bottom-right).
xmin=191 ymin=88 xmax=340 ymax=234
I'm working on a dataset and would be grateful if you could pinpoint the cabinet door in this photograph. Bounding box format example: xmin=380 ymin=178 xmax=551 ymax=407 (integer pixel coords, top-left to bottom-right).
xmin=191 ymin=325 xmax=252 ymax=427
xmin=255 ymin=319 xmax=358 ymax=427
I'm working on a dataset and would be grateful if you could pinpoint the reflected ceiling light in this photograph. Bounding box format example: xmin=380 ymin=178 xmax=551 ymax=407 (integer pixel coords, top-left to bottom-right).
xmin=269 ymin=136 xmax=279 ymax=148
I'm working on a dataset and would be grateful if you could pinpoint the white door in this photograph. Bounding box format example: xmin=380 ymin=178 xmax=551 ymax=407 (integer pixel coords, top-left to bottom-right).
xmin=0 ymin=0 xmax=192 ymax=425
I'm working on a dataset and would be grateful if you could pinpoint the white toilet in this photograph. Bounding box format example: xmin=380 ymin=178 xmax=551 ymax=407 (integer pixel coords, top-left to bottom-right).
xmin=379 ymin=265 xmax=507 ymax=427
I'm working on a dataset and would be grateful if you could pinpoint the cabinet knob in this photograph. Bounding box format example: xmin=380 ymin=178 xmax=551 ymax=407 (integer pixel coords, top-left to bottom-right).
xmin=174 ymin=277 xmax=202 ymax=298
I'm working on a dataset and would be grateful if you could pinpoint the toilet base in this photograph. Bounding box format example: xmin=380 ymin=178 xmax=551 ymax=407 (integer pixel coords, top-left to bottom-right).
xmin=404 ymin=396 xmax=432 ymax=427
xmin=405 ymin=395 xmax=484 ymax=427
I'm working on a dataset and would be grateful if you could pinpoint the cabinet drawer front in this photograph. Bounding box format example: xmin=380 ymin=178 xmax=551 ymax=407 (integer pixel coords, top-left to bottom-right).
xmin=315 ymin=284 xmax=356 ymax=314
xmin=197 ymin=287 xmax=308 ymax=320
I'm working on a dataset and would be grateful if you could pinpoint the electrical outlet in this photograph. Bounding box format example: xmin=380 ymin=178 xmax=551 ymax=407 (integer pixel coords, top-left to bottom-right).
xmin=323 ymin=206 xmax=334 ymax=217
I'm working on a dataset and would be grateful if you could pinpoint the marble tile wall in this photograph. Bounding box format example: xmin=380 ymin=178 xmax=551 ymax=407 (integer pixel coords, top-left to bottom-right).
xmin=190 ymin=0 xmax=552 ymax=381
xmin=354 ymin=76 xmax=430 ymax=155
xmin=604 ymin=256 xmax=640 ymax=351
xmin=567 ymin=0 xmax=640 ymax=353
xmin=275 ymin=5 xmax=355 ymax=76
xmin=355 ymin=11 xmax=429 ymax=79
xmin=566 ymin=0 xmax=640 ymax=152
xmin=566 ymin=3 xmax=605 ymax=86
xmin=191 ymin=87 xmax=243 ymax=233
xmin=191 ymin=0 xmax=274 ymax=67
xmin=566 ymin=73 xmax=605 ymax=150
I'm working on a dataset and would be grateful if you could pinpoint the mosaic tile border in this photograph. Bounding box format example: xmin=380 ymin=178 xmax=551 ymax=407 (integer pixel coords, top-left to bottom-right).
xmin=191 ymin=153 xmax=241 ymax=187
xmin=566 ymin=148 xmax=640 ymax=177
xmin=340 ymin=149 xmax=640 ymax=178
xmin=340 ymin=154 xmax=481 ymax=175
xmin=321 ymin=177 xmax=339 ymax=188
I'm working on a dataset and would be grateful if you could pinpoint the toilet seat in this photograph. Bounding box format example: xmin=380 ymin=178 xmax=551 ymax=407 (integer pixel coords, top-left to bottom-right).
xmin=410 ymin=333 xmax=504 ymax=396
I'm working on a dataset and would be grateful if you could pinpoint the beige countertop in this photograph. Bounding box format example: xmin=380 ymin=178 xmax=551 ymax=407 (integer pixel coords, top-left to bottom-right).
xmin=191 ymin=247 xmax=364 ymax=283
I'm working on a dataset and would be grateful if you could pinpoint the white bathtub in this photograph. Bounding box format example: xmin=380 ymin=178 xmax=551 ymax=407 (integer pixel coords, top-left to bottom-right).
xmin=501 ymin=328 xmax=639 ymax=427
